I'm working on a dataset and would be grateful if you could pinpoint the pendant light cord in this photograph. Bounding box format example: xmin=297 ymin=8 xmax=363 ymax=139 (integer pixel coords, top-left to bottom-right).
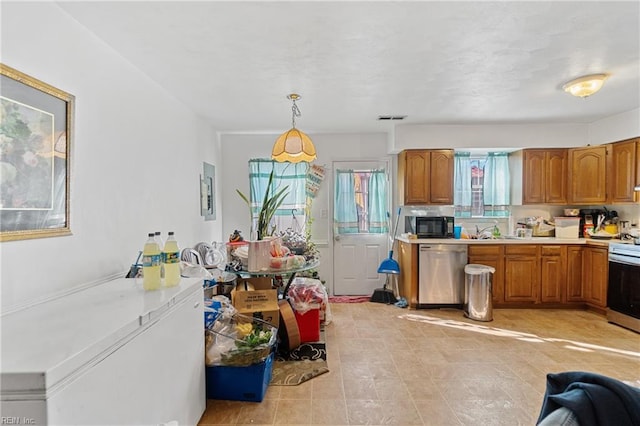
xmin=291 ymin=99 xmax=301 ymax=129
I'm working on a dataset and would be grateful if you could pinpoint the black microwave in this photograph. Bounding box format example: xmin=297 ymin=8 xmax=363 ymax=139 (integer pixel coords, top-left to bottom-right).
xmin=406 ymin=216 xmax=455 ymax=238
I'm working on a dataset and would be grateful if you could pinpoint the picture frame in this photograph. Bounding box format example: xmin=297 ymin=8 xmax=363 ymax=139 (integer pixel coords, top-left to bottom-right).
xmin=0 ymin=64 xmax=74 ymax=242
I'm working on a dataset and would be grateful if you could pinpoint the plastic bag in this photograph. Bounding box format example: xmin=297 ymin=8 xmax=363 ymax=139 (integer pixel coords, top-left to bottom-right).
xmin=288 ymin=277 xmax=329 ymax=319
xmin=205 ymin=313 xmax=276 ymax=367
xmin=203 ymin=296 xmax=236 ymax=329
xmin=323 ymin=302 xmax=333 ymax=325
xmin=181 ymin=262 xmax=213 ymax=278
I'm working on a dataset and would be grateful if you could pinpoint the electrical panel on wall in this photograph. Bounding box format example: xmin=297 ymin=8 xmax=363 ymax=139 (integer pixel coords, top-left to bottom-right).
xmin=200 ymin=162 xmax=216 ymax=221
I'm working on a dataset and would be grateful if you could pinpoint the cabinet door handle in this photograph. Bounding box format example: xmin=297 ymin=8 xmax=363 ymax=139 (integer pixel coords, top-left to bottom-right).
xmin=193 ymin=301 xmax=200 ymax=308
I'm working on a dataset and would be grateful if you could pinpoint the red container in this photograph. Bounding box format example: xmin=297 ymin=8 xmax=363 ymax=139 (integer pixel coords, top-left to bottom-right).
xmin=294 ymin=309 xmax=320 ymax=343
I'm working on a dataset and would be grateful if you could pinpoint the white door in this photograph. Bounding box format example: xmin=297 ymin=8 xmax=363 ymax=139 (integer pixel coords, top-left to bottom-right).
xmin=332 ymin=160 xmax=391 ymax=296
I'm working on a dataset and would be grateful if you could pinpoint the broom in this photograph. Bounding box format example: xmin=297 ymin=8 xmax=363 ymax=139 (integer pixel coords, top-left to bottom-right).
xmin=370 ymin=208 xmax=401 ymax=304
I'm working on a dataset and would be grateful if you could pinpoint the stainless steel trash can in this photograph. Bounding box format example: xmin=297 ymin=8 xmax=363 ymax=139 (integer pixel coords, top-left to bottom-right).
xmin=464 ymin=264 xmax=495 ymax=322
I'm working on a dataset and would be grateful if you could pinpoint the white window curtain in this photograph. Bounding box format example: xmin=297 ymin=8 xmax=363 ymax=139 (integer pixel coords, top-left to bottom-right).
xmin=454 ymin=151 xmax=510 ymax=218
xmin=247 ymin=159 xmax=309 ymax=235
xmin=454 ymin=152 xmax=472 ymax=218
xmin=483 ymin=152 xmax=510 ymax=217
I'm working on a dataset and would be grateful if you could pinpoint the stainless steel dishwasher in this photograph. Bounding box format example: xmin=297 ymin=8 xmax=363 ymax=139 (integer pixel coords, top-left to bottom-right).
xmin=418 ymin=244 xmax=468 ymax=306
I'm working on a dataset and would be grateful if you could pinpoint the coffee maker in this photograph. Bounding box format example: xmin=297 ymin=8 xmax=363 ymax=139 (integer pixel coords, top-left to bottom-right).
xmin=578 ymin=208 xmax=605 ymax=237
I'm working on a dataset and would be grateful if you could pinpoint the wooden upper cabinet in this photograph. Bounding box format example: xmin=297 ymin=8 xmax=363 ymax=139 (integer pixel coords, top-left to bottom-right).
xmin=546 ymin=150 xmax=568 ymax=204
xmin=637 ymin=140 xmax=640 ymax=202
xmin=522 ymin=149 xmax=567 ymax=204
xmin=398 ymin=149 xmax=453 ymax=205
xmin=522 ymin=150 xmax=545 ymax=204
xmin=608 ymin=138 xmax=638 ymax=204
xmin=398 ymin=150 xmax=431 ymax=204
xmin=429 ymin=150 xmax=454 ymax=204
xmin=568 ymin=145 xmax=608 ymax=204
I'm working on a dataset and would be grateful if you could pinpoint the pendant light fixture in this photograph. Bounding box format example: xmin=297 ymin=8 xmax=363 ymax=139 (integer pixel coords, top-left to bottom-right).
xmin=271 ymin=94 xmax=317 ymax=163
xmin=562 ymin=73 xmax=609 ymax=98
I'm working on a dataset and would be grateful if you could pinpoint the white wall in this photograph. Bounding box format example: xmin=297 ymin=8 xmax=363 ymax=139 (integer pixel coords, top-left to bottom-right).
xmin=393 ymin=108 xmax=640 ymax=152
xmin=1 ymin=3 xmax=222 ymax=310
xmin=220 ymin=132 xmax=389 ymax=294
xmin=393 ymin=123 xmax=589 ymax=152
xmin=588 ymin=108 xmax=640 ymax=145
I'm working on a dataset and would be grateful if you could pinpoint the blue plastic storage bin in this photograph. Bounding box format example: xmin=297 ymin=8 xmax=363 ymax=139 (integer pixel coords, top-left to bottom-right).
xmin=205 ymin=352 xmax=274 ymax=402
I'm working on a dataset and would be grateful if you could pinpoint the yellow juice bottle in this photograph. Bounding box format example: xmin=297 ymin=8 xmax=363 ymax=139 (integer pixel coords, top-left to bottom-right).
xmin=162 ymin=231 xmax=181 ymax=287
xmin=142 ymin=233 xmax=161 ymax=290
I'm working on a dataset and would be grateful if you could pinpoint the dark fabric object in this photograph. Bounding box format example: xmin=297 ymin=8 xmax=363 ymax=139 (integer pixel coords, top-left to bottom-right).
xmin=276 ymin=341 xmax=326 ymax=361
xmin=538 ymin=407 xmax=580 ymax=426
xmin=536 ymin=371 xmax=640 ymax=426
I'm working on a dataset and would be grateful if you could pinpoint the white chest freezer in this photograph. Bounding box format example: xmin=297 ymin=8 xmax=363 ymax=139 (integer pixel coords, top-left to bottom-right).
xmin=1 ymin=277 xmax=205 ymax=426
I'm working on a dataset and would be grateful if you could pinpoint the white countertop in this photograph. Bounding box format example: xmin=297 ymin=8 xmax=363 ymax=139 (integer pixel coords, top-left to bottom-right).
xmin=1 ymin=277 xmax=203 ymax=395
xmin=397 ymin=236 xmax=629 ymax=246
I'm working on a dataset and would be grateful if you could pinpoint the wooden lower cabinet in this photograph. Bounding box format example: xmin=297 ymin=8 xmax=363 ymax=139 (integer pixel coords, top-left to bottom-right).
xmin=540 ymin=245 xmax=566 ymax=303
xmin=504 ymin=245 xmax=540 ymax=303
xmin=398 ymin=241 xmax=605 ymax=311
xmin=582 ymin=245 xmax=609 ymax=309
xmin=467 ymin=245 xmax=505 ymax=304
xmin=566 ymin=246 xmax=584 ymax=301
xmin=398 ymin=241 xmax=419 ymax=308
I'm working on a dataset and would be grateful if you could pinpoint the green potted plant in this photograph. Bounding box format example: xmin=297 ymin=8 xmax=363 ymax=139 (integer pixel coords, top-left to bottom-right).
xmin=237 ymin=170 xmax=289 ymax=240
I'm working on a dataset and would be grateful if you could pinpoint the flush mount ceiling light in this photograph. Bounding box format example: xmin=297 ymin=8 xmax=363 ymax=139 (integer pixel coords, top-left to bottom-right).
xmin=271 ymin=94 xmax=317 ymax=163
xmin=562 ymin=73 xmax=609 ymax=98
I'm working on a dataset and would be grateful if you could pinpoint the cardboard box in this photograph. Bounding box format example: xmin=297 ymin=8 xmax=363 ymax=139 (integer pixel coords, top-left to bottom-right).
xmin=232 ymin=278 xmax=279 ymax=329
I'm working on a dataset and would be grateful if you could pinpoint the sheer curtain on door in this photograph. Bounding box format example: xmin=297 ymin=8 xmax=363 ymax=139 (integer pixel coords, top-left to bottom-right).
xmin=334 ymin=169 xmax=388 ymax=234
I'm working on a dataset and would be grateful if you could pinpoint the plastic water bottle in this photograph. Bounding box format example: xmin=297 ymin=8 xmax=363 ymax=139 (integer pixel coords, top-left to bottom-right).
xmin=162 ymin=231 xmax=181 ymax=287
xmin=142 ymin=233 xmax=161 ymax=290
xmin=154 ymin=231 xmax=164 ymax=249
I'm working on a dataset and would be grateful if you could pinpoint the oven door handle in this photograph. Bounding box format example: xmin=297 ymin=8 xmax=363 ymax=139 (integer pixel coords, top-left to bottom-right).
xmin=609 ymin=254 xmax=640 ymax=266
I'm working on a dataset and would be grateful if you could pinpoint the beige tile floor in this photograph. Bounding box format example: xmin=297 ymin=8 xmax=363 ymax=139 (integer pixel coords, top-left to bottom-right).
xmin=198 ymin=303 xmax=640 ymax=425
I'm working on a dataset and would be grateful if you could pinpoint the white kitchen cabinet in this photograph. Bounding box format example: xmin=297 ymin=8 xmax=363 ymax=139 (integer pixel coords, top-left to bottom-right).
xmin=1 ymin=277 xmax=205 ymax=426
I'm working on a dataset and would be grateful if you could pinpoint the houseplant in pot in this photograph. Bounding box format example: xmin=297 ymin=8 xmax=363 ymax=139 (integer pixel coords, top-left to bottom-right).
xmin=236 ymin=170 xmax=289 ymax=241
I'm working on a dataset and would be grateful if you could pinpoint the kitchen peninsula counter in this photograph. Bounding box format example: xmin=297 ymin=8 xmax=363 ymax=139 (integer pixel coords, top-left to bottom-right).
xmin=397 ymin=236 xmax=628 ymax=246
xmin=397 ymin=237 xmax=620 ymax=312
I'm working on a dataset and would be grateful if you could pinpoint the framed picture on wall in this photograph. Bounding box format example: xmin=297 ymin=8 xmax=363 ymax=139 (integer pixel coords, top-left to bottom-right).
xmin=0 ymin=64 xmax=74 ymax=242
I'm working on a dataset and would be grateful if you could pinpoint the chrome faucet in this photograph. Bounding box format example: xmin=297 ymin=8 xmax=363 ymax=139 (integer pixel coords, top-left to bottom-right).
xmin=475 ymin=223 xmax=500 ymax=239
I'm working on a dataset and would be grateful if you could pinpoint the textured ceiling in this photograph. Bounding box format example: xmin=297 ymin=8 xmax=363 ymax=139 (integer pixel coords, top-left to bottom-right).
xmin=57 ymin=1 xmax=640 ymax=134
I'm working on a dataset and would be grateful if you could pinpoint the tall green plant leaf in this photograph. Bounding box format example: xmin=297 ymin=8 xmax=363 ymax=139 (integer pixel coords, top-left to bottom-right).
xmin=236 ymin=189 xmax=252 ymax=227
xmin=237 ymin=169 xmax=290 ymax=240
